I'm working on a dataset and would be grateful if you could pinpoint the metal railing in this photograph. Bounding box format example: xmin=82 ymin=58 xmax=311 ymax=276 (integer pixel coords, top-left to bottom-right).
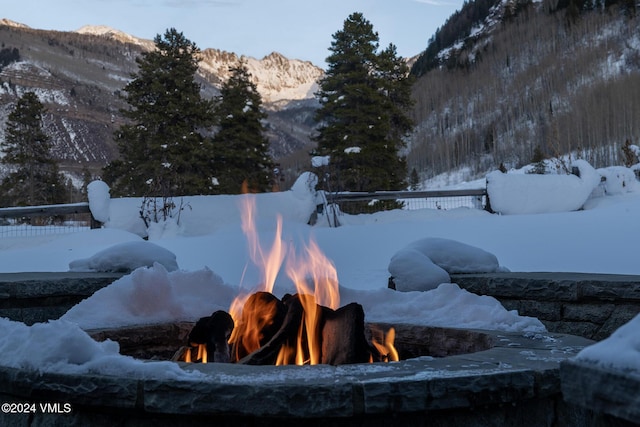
xmin=315 ymin=188 xmax=490 ymax=226
xmin=0 ymin=188 xmax=490 ymax=235
xmin=0 ymin=202 xmax=101 ymax=238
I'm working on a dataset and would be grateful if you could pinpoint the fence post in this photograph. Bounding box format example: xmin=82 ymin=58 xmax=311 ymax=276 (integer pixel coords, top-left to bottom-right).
xmin=90 ymin=216 xmax=103 ymax=229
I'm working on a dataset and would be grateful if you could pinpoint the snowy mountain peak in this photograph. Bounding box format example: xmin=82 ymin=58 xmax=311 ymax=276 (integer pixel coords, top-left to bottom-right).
xmin=71 ymin=26 xmax=323 ymax=103
xmin=199 ymin=48 xmax=323 ymax=104
xmin=0 ymin=18 xmax=30 ymax=29
xmin=75 ymin=25 xmax=155 ymax=49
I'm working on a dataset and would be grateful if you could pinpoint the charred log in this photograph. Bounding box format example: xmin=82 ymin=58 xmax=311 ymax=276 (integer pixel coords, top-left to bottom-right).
xmin=230 ymin=291 xmax=287 ymax=361
xmin=321 ymin=302 xmax=371 ymax=365
xmin=238 ymin=293 xmax=304 ymax=365
xmin=188 ymin=311 xmax=234 ymax=363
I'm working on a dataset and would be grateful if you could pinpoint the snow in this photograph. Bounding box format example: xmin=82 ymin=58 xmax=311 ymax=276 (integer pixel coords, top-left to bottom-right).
xmin=311 ymin=155 xmax=330 ymax=167
xmin=389 ymin=237 xmax=506 ymax=292
xmin=1 ymin=162 xmax=640 ymax=378
xmin=0 ymin=317 xmax=203 ymax=380
xmin=87 ymin=180 xmax=110 ymax=223
xmin=63 ymin=264 xmax=230 ymax=329
xmin=68 ymin=241 xmax=179 ymax=273
xmin=486 ymin=160 xmax=602 ymax=215
xmin=575 ymin=313 xmax=640 ymax=374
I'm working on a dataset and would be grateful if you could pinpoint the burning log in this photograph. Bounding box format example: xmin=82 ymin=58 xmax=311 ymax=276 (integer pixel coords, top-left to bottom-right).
xmin=186 ymin=310 xmax=234 ymax=363
xmin=237 ymin=294 xmax=373 ymax=366
xmin=321 ymin=302 xmax=371 ymax=365
xmin=229 ymin=291 xmax=287 ymax=361
xmin=181 ymin=292 xmax=397 ymax=366
xmin=238 ymin=293 xmax=304 ymax=365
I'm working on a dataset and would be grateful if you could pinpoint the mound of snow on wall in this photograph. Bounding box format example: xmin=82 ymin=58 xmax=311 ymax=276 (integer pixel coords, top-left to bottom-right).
xmin=575 ymin=313 xmax=640 ymax=373
xmin=61 ymin=262 xmax=544 ymax=333
xmin=62 ymin=263 xmax=234 ymax=329
xmin=388 ymin=237 xmax=507 ymax=292
xmin=69 ymin=241 xmax=179 ymax=273
xmin=0 ymin=317 xmax=203 ymax=380
xmin=487 ymin=160 xmax=601 ymax=215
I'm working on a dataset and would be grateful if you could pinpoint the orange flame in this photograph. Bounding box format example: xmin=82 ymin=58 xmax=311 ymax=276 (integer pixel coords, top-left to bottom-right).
xmin=228 ymin=183 xmax=288 ymax=359
xmin=239 ymin=183 xmax=287 ymax=295
xmin=371 ymin=327 xmax=399 ymax=362
xmin=278 ymin=238 xmax=340 ymax=365
xmin=217 ymin=182 xmax=399 ymax=366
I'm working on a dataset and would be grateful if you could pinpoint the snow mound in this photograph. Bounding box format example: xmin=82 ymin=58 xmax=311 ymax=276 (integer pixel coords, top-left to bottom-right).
xmin=61 ymin=263 xmax=234 ymax=329
xmin=61 ymin=262 xmax=544 ymax=334
xmin=388 ymin=237 xmax=505 ymax=292
xmin=0 ymin=317 xmax=202 ymax=380
xmin=575 ymin=313 xmax=640 ymax=374
xmin=87 ymin=180 xmax=111 ymax=223
xmin=69 ymin=241 xmax=178 ymax=273
xmin=341 ymin=283 xmax=545 ymax=333
xmin=598 ymin=166 xmax=639 ymax=195
xmin=487 ymin=160 xmax=601 ymax=215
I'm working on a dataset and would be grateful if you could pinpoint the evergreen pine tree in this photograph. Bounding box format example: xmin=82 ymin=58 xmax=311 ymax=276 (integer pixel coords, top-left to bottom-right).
xmin=313 ymin=13 xmax=413 ymax=211
xmin=409 ymin=168 xmax=420 ymax=190
xmin=103 ymin=28 xmax=216 ymax=197
xmin=212 ymin=62 xmax=274 ymax=194
xmin=0 ymin=91 xmax=65 ymax=206
xmin=530 ymin=146 xmax=547 ymax=174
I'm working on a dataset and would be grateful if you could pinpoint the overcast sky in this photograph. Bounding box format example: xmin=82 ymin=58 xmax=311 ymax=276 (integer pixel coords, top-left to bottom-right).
xmin=2 ymin=0 xmax=464 ymax=67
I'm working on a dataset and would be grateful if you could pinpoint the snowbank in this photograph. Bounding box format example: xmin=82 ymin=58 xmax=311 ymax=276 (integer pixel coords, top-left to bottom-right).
xmin=341 ymin=283 xmax=545 ymax=333
xmin=62 ymin=263 xmax=232 ymax=329
xmin=598 ymin=166 xmax=639 ymax=195
xmin=60 ymin=262 xmax=544 ymax=333
xmin=388 ymin=237 xmax=506 ymax=292
xmin=0 ymin=317 xmax=203 ymax=380
xmin=69 ymin=241 xmax=179 ymax=273
xmin=574 ymin=313 xmax=640 ymax=374
xmin=487 ymin=160 xmax=601 ymax=215
xmin=103 ymin=174 xmax=317 ymax=238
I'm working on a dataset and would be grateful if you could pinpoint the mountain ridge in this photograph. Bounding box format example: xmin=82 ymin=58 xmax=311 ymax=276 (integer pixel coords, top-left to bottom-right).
xmin=408 ymin=1 xmax=640 ymax=184
xmin=0 ymin=20 xmax=322 ymax=184
xmin=73 ymin=23 xmax=323 ymax=104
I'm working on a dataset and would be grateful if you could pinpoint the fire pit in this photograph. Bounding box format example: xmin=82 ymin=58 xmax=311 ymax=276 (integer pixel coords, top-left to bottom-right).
xmin=0 ymin=323 xmax=593 ymax=426
xmin=0 ymin=195 xmax=597 ymax=425
xmin=87 ymin=321 xmax=495 ymax=363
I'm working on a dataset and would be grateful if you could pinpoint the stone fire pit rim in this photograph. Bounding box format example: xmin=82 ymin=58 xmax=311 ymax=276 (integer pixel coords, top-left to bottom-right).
xmin=0 ymin=328 xmax=593 ymax=418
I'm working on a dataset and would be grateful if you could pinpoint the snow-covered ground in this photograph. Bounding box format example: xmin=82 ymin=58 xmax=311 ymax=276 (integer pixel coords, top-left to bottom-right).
xmin=0 ymin=162 xmax=639 ymax=380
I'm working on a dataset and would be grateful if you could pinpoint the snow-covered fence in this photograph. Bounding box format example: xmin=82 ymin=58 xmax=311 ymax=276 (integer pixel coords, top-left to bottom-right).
xmin=322 ymin=188 xmax=489 ymax=216
xmin=0 ymin=202 xmax=102 ymax=238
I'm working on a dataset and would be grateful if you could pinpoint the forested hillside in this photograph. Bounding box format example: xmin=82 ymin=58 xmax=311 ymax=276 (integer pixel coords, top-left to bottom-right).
xmin=408 ymin=0 xmax=640 ymax=183
xmin=0 ymin=22 xmax=320 ymax=185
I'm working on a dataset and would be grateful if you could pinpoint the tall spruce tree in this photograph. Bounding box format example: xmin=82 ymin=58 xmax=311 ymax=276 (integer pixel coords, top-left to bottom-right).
xmin=104 ymin=28 xmax=215 ymax=197
xmin=313 ymin=12 xmax=413 ymax=211
xmin=212 ymin=62 xmax=274 ymax=193
xmin=0 ymin=91 xmax=65 ymax=206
